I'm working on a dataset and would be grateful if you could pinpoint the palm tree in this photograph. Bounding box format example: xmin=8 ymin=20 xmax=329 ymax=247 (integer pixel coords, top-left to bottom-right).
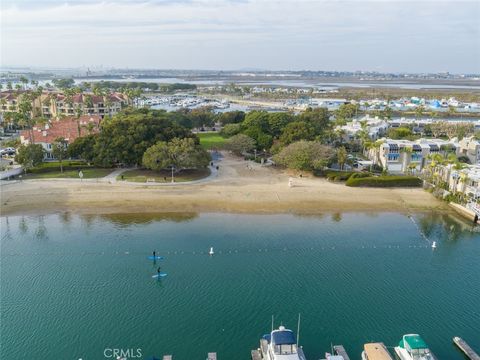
xmin=337 ymin=146 xmax=348 ymax=171
xmin=19 ymin=76 xmax=29 ymax=90
xmin=400 ymin=146 xmax=413 ymax=174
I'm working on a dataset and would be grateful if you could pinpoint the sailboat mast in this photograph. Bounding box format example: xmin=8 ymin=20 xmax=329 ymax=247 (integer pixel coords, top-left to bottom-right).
xmin=296 ymin=313 xmax=301 ymax=347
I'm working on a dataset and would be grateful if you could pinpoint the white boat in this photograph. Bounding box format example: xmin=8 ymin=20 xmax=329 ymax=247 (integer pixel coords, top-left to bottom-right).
xmin=258 ymin=325 xmax=306 ymax=360
xmin=361 ymin=342 xmax=393 ymax=360
xmin=209 ymin=247 xmax=214 ymax=256
xmin=431 ymin=241 xmax=436 ymax=249
xmin=394 ymin=334 xmax=437 ymax=360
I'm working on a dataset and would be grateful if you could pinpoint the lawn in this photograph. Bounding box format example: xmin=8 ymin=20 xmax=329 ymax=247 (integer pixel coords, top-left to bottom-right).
xmin=23 ymin=168 xmax=114 ymax=179
xmin=117 ymin=168 xmax=210 ymax=183
xmin=197 ymin=132 xmax=226 ymax=150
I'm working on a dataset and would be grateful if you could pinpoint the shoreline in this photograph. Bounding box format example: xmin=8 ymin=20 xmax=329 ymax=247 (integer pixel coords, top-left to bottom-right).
xmin=1 ymin=154 xmax=451 ymax=218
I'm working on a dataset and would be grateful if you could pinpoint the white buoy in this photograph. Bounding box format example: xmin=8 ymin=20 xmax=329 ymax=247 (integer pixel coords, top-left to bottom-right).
xmin=432 ymin=241 xmax=437 ymax=249
xmin=209 ymin=247 xmax=214 ymax=256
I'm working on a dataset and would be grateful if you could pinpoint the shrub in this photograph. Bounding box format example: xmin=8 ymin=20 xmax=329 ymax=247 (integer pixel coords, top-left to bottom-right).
xmin=325 ymin=171 xmax=354 ymax=181
xmin=345 ymin=175 xmax=422 ymax=187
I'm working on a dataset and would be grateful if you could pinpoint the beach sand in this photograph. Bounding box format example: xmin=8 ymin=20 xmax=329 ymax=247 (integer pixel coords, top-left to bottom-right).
xmin=0 ymin=154 xmax=447 ymax=216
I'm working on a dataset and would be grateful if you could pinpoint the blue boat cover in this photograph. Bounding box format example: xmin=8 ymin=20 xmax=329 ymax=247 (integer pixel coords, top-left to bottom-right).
xmin=272 ymin=330 xmax=296 ymax=345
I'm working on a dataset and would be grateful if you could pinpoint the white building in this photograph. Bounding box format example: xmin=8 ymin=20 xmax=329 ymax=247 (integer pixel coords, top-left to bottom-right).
xmin=371 ymin=138 xmax=456 ymax=174
xmin=338 ymin=115 xmax=389 ymax=142
xmin=456 ymin=136 xmax=480 ymax=165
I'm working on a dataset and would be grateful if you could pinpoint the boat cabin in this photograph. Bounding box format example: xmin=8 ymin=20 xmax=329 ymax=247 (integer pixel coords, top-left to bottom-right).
xmin=263 ymin=327 xmax=298 ymax=356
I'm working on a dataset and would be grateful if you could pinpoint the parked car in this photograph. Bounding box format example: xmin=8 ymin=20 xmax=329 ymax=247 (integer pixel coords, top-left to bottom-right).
xmin=0 ymin=147 xmax=16 ymax=156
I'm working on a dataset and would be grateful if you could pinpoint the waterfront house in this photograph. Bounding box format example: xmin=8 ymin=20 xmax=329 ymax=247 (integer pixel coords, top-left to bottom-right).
xmin=19 ymin=115 xmax=101 ymax=159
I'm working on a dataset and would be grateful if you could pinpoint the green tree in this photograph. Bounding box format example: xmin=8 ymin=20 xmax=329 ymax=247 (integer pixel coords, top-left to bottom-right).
xmin=67 ymin=134 xmax=97 ymax=162
xmin=273 ymin=141 xmax=335 ymax=171
xmin=221 ymin=123 xmax=242 ymax=137
xmin=298 ymin=107 xmax=331 ymax=135
xmin=279 ymin=121 xmax=315 ymax=145
xmin=216 ymin=111 xmax=245 ymax=125
xmin=225 ymin=134 xmax=256 ymax=156
xmin=267 ymin=112 xmax=294 ymax=138
xmin=51 ymin=137 xmax=68 ymax=173
xmin=142 ymin=137 xmax=210 ymax=172
xmin=94 ymin=109 xmax=194 ymax=166
xmin=15 ymin=144 xmax=44 ymax=168
xmin=387 ymin=127 xmax=413 ymax=139
xmin=19 ymin=76 xmax=29 ymax=90
xmin=52 ymin=78 xmax=75 ymax=89
xmin=243 ymin=126 xmax=273 ymax=150
xmin=336 ymin=146 xmax=348 ymax=170
xmin=335 ymin=103 xmax=359 ymax=122
xmin=242 ymin=111 xmax=270 ymax=132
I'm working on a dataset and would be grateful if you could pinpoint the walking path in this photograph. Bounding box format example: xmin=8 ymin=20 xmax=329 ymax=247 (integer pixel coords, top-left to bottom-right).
xmin=98 ymin=168 xmax=132 ymax=183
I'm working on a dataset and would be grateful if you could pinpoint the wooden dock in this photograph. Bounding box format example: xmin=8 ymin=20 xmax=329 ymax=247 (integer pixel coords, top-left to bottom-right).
xmin=333 ymin=345 xmax=351 ymax=360
xmin=453 ymin=337 xmax=480 ymax=360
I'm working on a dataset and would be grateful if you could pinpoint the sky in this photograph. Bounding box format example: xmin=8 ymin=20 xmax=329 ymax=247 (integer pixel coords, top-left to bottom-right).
xmin=1 ymin=0 xmax=479 ymax=73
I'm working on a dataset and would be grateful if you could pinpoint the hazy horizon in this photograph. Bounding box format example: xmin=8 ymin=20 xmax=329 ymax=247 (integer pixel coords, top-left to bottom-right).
xmin=1 ymin=0 xmax=479 ymax=73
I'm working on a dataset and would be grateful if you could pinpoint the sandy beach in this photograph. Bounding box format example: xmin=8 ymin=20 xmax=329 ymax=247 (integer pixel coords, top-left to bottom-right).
xmin=0 ymin=153 xmax=447 ymax=216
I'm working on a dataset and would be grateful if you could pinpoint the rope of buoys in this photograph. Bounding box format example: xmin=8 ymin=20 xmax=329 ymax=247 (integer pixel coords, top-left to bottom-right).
xmin=3 ymin=244 xmax=432 ymax=257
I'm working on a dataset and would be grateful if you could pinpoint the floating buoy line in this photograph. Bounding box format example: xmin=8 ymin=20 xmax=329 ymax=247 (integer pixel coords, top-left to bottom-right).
xmin=3 ymin=243 xmax=435 ymax=258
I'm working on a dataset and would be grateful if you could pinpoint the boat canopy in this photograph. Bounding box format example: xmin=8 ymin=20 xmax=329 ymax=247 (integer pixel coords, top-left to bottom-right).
xmin=402 ymin=335 xmax=428 ymax=350
xmin=272 ymin=330 xmax=296 ymax=345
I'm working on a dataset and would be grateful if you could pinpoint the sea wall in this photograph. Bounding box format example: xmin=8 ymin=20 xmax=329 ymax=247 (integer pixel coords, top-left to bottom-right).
xmin=0 ymin=167 xmax=23 ymax=180
xmin=449 ymin=203 xmax=478 ymax=223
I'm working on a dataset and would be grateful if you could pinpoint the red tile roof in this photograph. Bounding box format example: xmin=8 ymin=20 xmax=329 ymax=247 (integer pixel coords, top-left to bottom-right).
xmin=21 ymin=115 xmax=101 ymax=145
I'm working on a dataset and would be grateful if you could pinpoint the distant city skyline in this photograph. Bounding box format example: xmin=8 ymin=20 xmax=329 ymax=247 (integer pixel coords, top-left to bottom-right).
xmin=1 ymin=0 xmax=479 ymax=73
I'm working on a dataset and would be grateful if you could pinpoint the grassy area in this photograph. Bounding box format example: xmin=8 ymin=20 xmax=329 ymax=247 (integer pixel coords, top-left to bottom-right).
xmin=197 ymin=132 xmax=226 ymax=150
xmin=23 ymin=168 xmax=114 ymax=179
xmin=117 ymin=168 xmax=210 ymax=183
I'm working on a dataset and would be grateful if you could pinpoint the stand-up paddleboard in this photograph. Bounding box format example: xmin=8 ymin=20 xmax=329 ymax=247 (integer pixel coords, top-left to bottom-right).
xmin=148 ymin=256 xmax=164 ymax=260
xmin=152 ymin=273 xmax=168 ymax=278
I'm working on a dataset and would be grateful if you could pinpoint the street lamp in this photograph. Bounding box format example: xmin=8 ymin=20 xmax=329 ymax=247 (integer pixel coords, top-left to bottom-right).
xmin=170 ymin=164 xmax=175 ymax=183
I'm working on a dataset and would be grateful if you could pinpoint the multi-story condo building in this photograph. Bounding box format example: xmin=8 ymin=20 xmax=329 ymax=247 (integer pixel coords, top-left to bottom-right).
xmin=456 ymin=136 xmax=480 ymax=165
xmin=434 ymin=163 xmax=480 ymax=200
xmin=0 ymin=90 xmax=130 ymax=120
xmin=369 ymin=138 xmax=456 ymax=174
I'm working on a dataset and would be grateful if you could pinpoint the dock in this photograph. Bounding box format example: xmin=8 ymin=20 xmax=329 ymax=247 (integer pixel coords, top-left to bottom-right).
xmin=162 ymin=356 xmax=172 ymax=360
xmin=333 ymin=345 xmax=351 ymax=360
xmin=207 ymin=352 xmax=217 ymax=360
xmin=453 ymin=337 xmax=480 ymax=360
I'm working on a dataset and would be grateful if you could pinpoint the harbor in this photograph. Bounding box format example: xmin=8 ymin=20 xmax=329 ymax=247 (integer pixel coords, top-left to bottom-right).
xmin=1 ymin=212 xmax=479 ymax=360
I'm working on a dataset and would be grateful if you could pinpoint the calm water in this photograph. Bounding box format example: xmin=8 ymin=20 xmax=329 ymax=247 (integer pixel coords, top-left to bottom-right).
xmin=1 ymin=212 xmax=479 ymax=360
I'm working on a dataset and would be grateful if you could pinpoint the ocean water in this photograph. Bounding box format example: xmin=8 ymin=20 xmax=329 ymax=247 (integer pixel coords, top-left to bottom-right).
xmin=1 ymin=212 xmax=479 ymax=360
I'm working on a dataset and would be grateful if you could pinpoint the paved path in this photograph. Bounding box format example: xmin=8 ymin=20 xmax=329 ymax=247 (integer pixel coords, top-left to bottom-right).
xmin=98 ymin=168 xmax=133 ymax=183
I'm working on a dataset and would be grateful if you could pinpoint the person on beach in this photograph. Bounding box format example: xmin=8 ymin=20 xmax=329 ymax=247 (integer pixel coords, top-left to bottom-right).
xmin=157 ymin=266 xmax=161 ymax=275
